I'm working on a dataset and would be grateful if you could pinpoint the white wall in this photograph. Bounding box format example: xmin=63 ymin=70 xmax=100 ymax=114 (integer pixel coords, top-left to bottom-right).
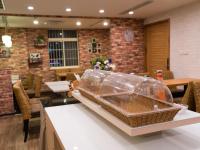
xmin=145 ymin=1 xmax=200 ymax=78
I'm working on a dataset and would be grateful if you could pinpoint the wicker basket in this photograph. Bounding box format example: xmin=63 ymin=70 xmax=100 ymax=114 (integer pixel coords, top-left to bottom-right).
xmin=78 ymin=87 xmax=102 ymax=105
xmin=79 ymin=88 xmax=180 ymax=127
xmin=99 ymin=94 xmax=181 ymax=127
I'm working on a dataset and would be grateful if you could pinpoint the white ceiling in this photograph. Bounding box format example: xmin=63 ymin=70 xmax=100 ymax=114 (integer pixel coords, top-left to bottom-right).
xmin=0 ymin=16 xmax=110 ymax=29
xmin=0 ymin=0 xmax=198 ymax=29
xmin=0 ymin=0 xmax=198 ymax=18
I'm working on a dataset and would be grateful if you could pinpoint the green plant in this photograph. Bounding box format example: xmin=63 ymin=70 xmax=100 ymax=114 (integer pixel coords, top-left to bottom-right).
xmin=36 ymin=35 xmax=45 ymax=44
xmin=91 ymin=56 xmax=107 ymax=70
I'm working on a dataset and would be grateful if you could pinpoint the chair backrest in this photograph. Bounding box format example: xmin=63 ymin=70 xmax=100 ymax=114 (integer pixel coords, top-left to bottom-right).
xmin=181 ymin=82 xmax=196 ymax=111
xmin=163 ymin=71 xmax=174 ymax=80
xmin=13 ymin=80 xmax=31 ymax=120
xmin=34 ymin=74 xmax=43 ymax=98
xmin=56 ymin=67 xmax=84 ymax=81
xmin=22 ymin=72 xmax=34 ymax=90
xmin=193 ymin=81 xmax=200 ymax=112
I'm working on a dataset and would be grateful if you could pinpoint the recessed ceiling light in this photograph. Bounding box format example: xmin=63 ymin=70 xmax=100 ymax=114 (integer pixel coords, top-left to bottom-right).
xmin=33 ymin=19 xmax=39 ymax=25
xmin=103 ymin=21 xmax=109 ymax=26
xmin=65 ymin=8 xmax=72 ymax=12
xmin=27 ymin=6 xmax=34 ymax=10
xmin=44 ymin=22 xmax=47 ymax=25
xmin=76 ymin=21 xmax=82 ymax=26
xmin=99 ymin=9 xmax=105 ymax=14
xmin=128 ymin=11 xmax=134 ymax=15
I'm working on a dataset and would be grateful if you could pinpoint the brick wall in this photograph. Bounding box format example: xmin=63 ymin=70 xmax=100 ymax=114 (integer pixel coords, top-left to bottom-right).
xmin=26 ymin=29 xmax=55 ymax=82
xmin=110 ymin=19 xmax=145 ymax=73
xmin=0 ymin=28 xmax=29 ymax=77
xmin=78 ymin=29 xmax=110 ymax=69
xmin=0 ymin=22 xmax=145 ymax=114
xmin=0 ymin=28 xmax=55 ymax=81
xmin=0 ymin=69 xmax=14 ymax=115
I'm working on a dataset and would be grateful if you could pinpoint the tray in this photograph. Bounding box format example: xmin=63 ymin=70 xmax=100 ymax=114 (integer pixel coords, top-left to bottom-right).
xmin=100 ymin=94 xmax=180 ymax=127
xmin=72 ymin=91 xmax=200 ymax=136
xmin=78 ymin=88 xmax=180 ymax=127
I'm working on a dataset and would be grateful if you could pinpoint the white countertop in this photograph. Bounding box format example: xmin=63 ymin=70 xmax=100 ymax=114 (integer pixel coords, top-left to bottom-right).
xmin=45 ymin=104 xmax=200 ymax=150
xmin=45 ymin=81 xmax=70 ymax=93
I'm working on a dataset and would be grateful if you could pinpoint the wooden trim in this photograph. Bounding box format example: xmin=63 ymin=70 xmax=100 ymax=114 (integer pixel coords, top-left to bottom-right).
xmin=50 ymin=66 xmax=80 ymax=70
xmin=0 ymin=13 xmax=143 ymax=20
xmin=144 ymin=19 xmax=170 ymax=27
xmin=54 ymin=132 xmax=65 ymax=150
xmin=168 ymin=19 xmax=171 ymax=71
xmin=45 ymin=111 xmax=65 ymax=150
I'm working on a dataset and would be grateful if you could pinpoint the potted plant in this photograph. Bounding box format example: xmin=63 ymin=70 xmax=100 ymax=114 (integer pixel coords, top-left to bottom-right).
xmin=90 ymin=56 xmax=116 ymax=71
xmin=35 ymin=35 xmax=46 ymax=46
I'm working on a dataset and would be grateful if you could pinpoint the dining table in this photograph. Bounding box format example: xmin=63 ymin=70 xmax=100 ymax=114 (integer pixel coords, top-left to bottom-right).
xmin=163 ymin=78 xmax=198 ymax=93
xmin=163 ymin=78 xmax=197 ymax=87
xmin=45 ymin=81 xmax=70 ymax=93
xmin=45 ymin=81 xmax=70 ymax=104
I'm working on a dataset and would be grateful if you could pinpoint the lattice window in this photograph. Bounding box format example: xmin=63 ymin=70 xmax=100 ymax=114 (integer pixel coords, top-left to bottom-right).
xmin=48 ymin=30 xmax=79 ymax=67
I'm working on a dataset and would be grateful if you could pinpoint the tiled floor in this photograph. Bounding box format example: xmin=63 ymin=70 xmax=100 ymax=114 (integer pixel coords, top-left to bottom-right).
xmin=0 ymin=115 xmax=40 ymax=150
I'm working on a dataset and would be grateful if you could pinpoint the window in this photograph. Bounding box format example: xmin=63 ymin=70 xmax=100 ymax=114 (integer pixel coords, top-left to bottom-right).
xmin=48 ymin=30 xmax=79 ymax=67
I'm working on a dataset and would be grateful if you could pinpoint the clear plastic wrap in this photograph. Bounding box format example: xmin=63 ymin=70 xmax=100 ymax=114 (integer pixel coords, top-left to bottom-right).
xmin=79 ymin=69 xmax=112 ymax=95
xmin=79 ymin=70 xmax=180 ymax=127
xmin=79 ymin=70 xmax=173 ymax=103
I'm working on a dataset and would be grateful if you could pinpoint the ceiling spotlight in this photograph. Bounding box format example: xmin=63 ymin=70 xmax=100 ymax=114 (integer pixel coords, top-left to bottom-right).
xmin=99 ymin=9 xmax=105 ymax=14
xmin=44 ymin=22 xmax=47 ymax=25
xmin=76 ymin=21 xmax=82 ymax=26
xmin=27 ymin=6 xmax=34 ymax=10
xmin=128 ymin=11 xmax=134 ymax=15
xmin=65 ymin=8 xmax=72 ymax=12
xmin=33 ymin=19 xmax=39 ymax=25
xmin=103 ymin=21 xmax=109 ymax=26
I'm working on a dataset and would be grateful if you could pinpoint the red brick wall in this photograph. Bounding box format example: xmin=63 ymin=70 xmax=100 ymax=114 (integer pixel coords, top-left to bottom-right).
xmin=26 ymin=29 xmax=55 ymax=82
xmin=110 ymin=19 xmax=145 ymax=73
xmin=0 ymin=28 xmax=29 ymax=77
xmin=0 ymin=69 xmax=14 ymax=115
xmin=0 ymin=23 xmax=145 ymax=115
xmin=78 ymin=29 xmax=110 ymax=69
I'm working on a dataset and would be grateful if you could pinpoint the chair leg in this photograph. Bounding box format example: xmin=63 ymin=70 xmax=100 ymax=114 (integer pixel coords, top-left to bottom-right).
xmin=23 ymin=119 xmax=29 ymax=142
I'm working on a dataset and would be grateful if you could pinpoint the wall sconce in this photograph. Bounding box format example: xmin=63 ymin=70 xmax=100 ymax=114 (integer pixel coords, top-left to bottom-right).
xmin=2 ymin=35 xmax=12 ymax=48
xmin=1 ymin=16 xmax=12 ymax=48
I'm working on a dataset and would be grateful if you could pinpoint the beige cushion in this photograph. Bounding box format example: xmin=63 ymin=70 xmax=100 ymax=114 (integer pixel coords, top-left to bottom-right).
xmin=193 ymin=81 xmax=200 ymax=112
xmin=13 ymin=81 xmax=31 ymax=120
xmin=181 ymin=82 xmax=196 ymax=111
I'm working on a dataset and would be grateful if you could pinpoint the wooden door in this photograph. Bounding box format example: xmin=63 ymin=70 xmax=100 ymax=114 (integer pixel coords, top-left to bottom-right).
xmin=145 ymin=20 xmax=170 ymax=76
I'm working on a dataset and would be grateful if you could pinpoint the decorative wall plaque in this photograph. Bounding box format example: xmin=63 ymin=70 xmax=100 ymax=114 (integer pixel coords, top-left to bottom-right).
xmin=29 ymin=53 xmax=42 ymax=63
xmin=88 ymin=38 xmax=101 ymax=53
xmin=124 ymin=28 xmax=134 ymax=42
xmin=0 ymin=46 xmax=11 ymax=58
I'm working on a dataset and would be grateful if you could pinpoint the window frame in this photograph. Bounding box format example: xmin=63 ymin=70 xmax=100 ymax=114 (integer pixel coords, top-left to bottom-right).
xmin=48 ymin=29 xmax=79 ymax=69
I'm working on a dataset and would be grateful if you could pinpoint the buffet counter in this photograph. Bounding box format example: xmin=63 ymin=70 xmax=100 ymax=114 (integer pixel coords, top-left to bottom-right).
xmin=45 ymin=104 xmax=200 ymax=150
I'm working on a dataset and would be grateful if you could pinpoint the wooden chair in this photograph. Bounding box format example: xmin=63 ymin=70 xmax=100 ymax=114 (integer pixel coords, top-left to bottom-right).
xmin=56 ymin=67 xmax=84 ymax=81
xmin=22 ymin=72 xmax=34 ymax=90
xmin=26 ymin=74 xmax=52 ymax=97
xmin=181 ymin=82 xmax=196 ymax=111
xmin=13 ymin=80 xmax=43 ymax=142
xmin=193 ymin=81 xmax=200 ymax=113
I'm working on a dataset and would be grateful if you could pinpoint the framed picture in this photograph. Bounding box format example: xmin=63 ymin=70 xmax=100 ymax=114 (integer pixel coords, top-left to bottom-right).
xmin=124 ymin=28 xmax=134 ymax=42
xmin=0 ymin=46 xmax=11 ymax=58
xmin=29 ymin=53 xmax=42 ymax=63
